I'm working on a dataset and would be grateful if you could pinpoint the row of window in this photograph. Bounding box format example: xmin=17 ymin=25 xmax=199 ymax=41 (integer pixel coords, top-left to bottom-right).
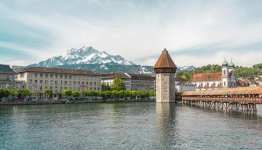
xmin=28 ymin=86 xmax=100 ymax=91
xmin=28 ymin=79 xmax=98 ymax=86
xmin=26 ymin=73 xmax=99 ymax=80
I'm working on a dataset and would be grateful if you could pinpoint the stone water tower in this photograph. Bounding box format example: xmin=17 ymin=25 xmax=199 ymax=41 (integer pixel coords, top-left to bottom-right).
xmin=153 ymin=49 xmax=177 ymax=103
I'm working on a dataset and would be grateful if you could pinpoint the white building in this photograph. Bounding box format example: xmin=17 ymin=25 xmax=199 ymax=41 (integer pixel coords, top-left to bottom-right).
xmin=101 ymin=73 xmax=155 ymax=91
xmin=192 ymin=59 xmax=237 ymax=91
xmin=15 ymin=67 xmax=101 ymax=96
xmin=175 ymin=77 xmax=196 ymax=93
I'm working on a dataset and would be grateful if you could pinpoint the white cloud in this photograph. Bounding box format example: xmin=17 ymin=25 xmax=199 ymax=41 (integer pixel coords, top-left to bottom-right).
xmin=0 ymin=0 xmax=261 ymax=67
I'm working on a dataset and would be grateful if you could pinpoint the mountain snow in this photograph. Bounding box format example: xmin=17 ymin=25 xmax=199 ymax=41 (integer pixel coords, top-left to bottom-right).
xmin=30 ymin=46 xmax=135 ymax=67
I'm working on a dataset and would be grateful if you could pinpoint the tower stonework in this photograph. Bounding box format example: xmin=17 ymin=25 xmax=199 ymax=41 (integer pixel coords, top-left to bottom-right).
xmin=154 ymin=49 xmax=177 ymax=103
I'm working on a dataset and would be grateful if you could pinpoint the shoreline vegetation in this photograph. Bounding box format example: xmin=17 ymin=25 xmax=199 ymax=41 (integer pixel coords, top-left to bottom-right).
xmin=0 ymin=88 xmax=156 ymax=105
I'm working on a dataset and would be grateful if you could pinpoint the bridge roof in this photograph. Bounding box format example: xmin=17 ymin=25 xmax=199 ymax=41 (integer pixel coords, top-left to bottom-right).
xmin=182 ymin=86 xmax=262 ymax=96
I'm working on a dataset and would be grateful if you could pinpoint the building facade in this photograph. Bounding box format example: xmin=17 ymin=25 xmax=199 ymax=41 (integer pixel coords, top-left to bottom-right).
xmin=101 ymin=73 xmax=131 ymax=90
xmin=101 ymin=73 xmax=155 ymax=91
xmin=175 ymin=77 xmax=196 ymax=93
xmin=0 ymin=64 xmax=24 ymax=89
xmin=191 ymin=59 xmax=237 ymax=90
xmin=15 ymin=67 xmax=101 ymax=95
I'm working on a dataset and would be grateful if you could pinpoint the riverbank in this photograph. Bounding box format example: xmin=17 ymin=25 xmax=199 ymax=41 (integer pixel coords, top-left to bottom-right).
xmin=0 ymin=98 xmax=155 ymax=106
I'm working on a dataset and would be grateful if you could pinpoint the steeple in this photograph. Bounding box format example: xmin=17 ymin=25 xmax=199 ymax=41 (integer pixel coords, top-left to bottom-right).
xmin=222 ymin=58 xmax=228 ymax=67
xmin=228 ymin=59 xmax=235 ymax=67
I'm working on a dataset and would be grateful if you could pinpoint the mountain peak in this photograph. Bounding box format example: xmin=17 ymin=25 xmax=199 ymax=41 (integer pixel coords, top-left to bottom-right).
xmin=30 ymin=46 xmax=135 ymax=67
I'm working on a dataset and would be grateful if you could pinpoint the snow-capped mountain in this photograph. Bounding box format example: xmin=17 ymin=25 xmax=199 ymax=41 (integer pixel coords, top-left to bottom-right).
xmin=30 ymin=46 xmax=135 ymax=67
xmin=177 ymin=65 xmax=195 ymax=71
xmin=29 ymin=46 xmax=194 ymax=74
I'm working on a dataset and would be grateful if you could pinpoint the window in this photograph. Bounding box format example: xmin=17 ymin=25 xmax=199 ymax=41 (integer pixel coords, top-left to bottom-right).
xmin=223 ymin=70 xmax=226 ymax=75
xmin=50 ymin=74 xmax=54 ymax=78
xmin=45 ymin=74 xmax=48 ymax=78
xmin=20 ymin=73 xmax=24 ymax=78
xmin=34 ymin=73 xmax=38 ymax=78
xmin=40 ymin=74 xmax=43 ymax=78
xmin=60 ymin=75 xmax=63 ymax=78
xmin=40 ymin=80 xmax=43 ymax=84
xmin=224 ymin=81 xmax=226 ymax=86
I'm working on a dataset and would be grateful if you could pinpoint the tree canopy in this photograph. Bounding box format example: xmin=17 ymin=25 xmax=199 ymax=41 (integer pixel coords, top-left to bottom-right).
xmin=111 ymin=77 xmax=126 ymax=91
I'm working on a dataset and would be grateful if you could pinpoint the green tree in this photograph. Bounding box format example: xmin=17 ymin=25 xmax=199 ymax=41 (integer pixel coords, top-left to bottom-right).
xmin=20 ymin=89 xmax=30 ymax=100
xmin=33 ymin=90 xmax=40 ymax=101
xmin=72 ymin=91 xmax=80 ymax=98
xmin=111 ymin=77 xmax=126 ymax=91
xmin=62 ymin=90 xmax=72 ymax=97
xmin=44 ymin=89 xmax=52 ymax=99
xmin=101 ymin=82 xmax=111 ymax=91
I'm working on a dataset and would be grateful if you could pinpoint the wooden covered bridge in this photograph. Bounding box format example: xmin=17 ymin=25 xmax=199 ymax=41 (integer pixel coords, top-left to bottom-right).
xmin=182 ymin=86 xmax=262 ymax=113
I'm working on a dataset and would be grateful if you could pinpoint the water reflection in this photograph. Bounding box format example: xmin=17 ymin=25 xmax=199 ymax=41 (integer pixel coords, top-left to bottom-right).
xmin=155 ymin=103 xmax=181 ymax=149
xmin=0 ymin=103 xmax=261 ymax=149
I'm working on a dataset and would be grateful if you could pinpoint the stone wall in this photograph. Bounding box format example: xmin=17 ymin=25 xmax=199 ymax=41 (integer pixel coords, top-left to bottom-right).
xmin=156 ymin=73 xmax=176 ymax=103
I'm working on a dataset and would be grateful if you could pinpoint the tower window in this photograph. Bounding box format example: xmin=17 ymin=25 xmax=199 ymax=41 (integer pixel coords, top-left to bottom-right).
xmin=223 ymin=70 xmax=226 ymax=75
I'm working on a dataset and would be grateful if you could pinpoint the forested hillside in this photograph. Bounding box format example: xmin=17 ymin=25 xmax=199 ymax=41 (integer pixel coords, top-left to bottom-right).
xmin=176 ymin=63 xmax=262 ymax=80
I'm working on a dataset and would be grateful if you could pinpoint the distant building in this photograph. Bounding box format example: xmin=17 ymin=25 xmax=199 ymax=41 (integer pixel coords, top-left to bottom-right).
xmin=101 ymin=73 xmax=131 ymax=90
xmin=15 ymin=67 xmax=101 ymax=96
xmin=191 ymin=59 xmax=237 ymax=90
xmin=0 ymin=64 xmax=24 ymax=89
xmin=175 ymin=77 xmax=196 ymax=93
xmin=101 ymin=73 xmax=155 ymax=91
xmin=12 ymin=65 xmax=27 ymax=73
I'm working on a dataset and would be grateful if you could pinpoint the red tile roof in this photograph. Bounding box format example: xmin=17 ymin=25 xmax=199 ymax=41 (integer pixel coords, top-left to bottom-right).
xmin=20 ymin=67 xmax=99 ymax=76
xmin=128 ymin=73 xmax=155 ymax=80
xmin=191 ymin=72 xmax=221 ymax=82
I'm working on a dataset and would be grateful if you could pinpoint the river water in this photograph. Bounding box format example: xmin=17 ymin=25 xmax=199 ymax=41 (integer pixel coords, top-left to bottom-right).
xmin=0 ymin=103 xmax=261 ymax=149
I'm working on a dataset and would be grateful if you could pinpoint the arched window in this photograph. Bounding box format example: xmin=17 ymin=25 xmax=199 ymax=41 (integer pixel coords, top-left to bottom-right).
xmin=223 ymin=70 xmax=226 ymax=75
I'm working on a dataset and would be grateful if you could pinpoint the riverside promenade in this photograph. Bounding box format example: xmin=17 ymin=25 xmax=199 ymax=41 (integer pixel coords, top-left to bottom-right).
xmin=0 ymin=98 xmax=155 ymax=105
xmin=182 ymin=86 xmax=262 ymax=113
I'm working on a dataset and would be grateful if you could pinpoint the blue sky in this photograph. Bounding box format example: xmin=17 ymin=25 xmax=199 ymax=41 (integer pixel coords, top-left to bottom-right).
xmin=0 ymin=0 xmax=261 ymax=67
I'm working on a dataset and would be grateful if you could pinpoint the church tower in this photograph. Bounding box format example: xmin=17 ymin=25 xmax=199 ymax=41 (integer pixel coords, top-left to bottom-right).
xmin=221 ymin=58 xmax=229 ymax=87
xmin=228 ymin=59 xmax=236 ymax=87
xmin=154 ymin=49 xmax=177 ymax=103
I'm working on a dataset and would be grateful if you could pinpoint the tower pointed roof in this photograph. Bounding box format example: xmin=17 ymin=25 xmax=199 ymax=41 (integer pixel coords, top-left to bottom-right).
xmin=228 ymin=59 xmax=235 ymax=67
xmin=154 ymin=49 xmax=177 ymax=69
xmin=222 ymin=58 xmax=228 ymax=67
xmin=154 ymin=49 xmax=177 ymax=73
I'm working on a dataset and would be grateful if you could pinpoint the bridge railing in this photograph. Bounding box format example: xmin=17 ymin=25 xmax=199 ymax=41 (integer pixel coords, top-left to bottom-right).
xmin=182 ymin=97 xmax=262 ymax=104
